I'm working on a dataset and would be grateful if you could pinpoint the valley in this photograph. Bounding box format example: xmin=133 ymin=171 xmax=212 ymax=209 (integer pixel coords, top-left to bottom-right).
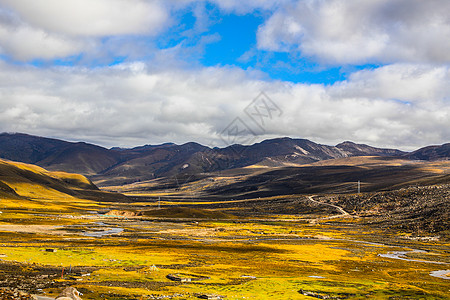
xmin=2 ymin=1 xmax=450 ymax=299
xmin=0 ymin=193 xmax=449 ymax=300
xmin=0 ymin=135 xmax=449 ymax=299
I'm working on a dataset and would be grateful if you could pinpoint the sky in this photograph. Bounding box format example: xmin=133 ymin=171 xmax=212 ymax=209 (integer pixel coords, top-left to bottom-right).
xmin=0 ymin=0 xmax=449 ymax=151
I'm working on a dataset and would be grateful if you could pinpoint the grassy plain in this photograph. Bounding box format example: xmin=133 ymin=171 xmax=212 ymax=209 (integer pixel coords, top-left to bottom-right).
xmin=1 ymin=197 xmax=449 ymax=299
xmin=0 ymin=159 xmax=449 ymax=299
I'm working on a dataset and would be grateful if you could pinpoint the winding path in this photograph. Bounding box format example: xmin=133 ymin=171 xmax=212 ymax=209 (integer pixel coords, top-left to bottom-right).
xmin=307 ymin=195 xmax=349 ymax=220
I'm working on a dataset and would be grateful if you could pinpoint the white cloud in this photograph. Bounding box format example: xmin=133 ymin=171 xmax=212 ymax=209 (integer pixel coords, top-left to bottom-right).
xmin=0 ymin=17 xmax=87 ymax=60
xmin=206 ymin=0 xmax=291 ymax=14
xmin=3 ymin=0 xmax=449 ymax=65
xmin=0 ymin=0 xmax=169 ymax=60
xmin=331 ymin=64 xmax=450 ymax=104
xmin=257 ymin=0 xmax=450 ymax=64
xmin=0 ymin=61 xmax=449 ymax=150
xmin=0 ymin=0 xmax=168 ymax=37
xmin=0 ymin=0 xmax=449 ymax=151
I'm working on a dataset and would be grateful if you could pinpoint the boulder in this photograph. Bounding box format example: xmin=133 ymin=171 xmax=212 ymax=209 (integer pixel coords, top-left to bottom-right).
xmin=55 ymin=287 xmax=82 ymax=300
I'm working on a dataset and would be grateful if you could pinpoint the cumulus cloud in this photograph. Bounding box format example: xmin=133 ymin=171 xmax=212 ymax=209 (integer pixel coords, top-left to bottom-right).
xmin=0 ymin=0 xmax=264 ymax=61
xmin=206 ymin=0 xmax=291 ymax=14
xmin=257 ymin=0 xmax=450 ymax=64
xmin=0 ymin=0 xmax=449 ymax=150
xmin=0 ymin=0 xmax=168 ymax=36
xmin=0 ymin=8 xmax=87 ymax=60
xmin=0 ymin=0 xmax=169 ymax=60
xmin=2 ymin=0 xmax=449 ymax=65
xmin=0 ymin=61 xmax=449 ymax=150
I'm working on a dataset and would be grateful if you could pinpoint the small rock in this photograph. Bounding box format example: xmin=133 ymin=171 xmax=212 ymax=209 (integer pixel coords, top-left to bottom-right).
xmin=195 ymin=294 xmax=225 ymax=300
xmin=55 ymin=287 xmax=82 ymax=300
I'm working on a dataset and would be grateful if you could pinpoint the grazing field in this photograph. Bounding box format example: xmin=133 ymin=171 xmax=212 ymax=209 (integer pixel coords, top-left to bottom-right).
xmin=1 ymin=197 xmax=449 ymax=299
xmin=0 ymin=158 xmax=449 ymax=299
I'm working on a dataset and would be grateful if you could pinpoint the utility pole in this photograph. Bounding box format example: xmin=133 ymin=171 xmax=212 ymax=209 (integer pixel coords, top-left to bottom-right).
xmin=358 ymin=181 xmax=361 ymax=194
xmin=158 ymin=196 xmax=161 ymax=209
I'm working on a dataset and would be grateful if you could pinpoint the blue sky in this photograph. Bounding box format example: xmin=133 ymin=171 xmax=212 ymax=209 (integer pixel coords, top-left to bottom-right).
xmin=0 ymin=0 xmax=449 ymax=150
xmin=195 ymin=12 xmax=352 ymax=84
xmin=2 ymin=2 xmax=358 ymax=84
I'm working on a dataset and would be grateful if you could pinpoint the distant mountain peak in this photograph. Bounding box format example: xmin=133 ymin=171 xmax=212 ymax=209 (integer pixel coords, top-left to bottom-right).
xmin=1 ymin=132 xmax=448 ymax=185
xmin=407 ymin=143 xmax=450 ymax=161
xmin=336 ymin=141 xmax=406 ymax=157
xmin=336 ymin=141 xmax=356 ymax=146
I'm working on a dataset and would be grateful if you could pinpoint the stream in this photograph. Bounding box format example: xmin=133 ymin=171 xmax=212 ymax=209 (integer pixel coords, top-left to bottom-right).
xmin=378 ymin=249 xmax=450 ymax=280
xmin=82 ymin=222 xmax=449 ymax=280
xmin=378 ymin=250 xmax=448 ymax=265
xmin=83 ymin=227 xmax=123 ymax=237
xmin=429 ymin=270 xmax=450 ymax=280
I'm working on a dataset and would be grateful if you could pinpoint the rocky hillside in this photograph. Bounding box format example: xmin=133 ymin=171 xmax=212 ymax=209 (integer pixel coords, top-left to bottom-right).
xmin=0 ymin=133 xmax=122 ymax=175
xmin=336 ymin=141 xmax=406 ymax=157
xmin=1 ymin=133 xmax=449 ymax=185
xmin=329 ymin=184 xmax=450 ymax=236
xmin=406 ymin=143 xmax=450 ymax=161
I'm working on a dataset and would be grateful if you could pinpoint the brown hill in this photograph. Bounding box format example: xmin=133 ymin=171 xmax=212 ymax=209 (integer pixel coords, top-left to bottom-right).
xmin=0 ymin=158 xmax=127 ymax=202
xmin=0 ymin=133 xmax=123 ymax=175
xmin=336 ymin=141 xmax=406 ymax=157
xmin=406 ymin=143 xmax=450 ymax=161
xmin=124 ymin=157 xmax=450 ymax=201
xmin=92 ymin=137 xmax=409 ymax=186
xmin=2 ymin=133 xmax=449 ymax=187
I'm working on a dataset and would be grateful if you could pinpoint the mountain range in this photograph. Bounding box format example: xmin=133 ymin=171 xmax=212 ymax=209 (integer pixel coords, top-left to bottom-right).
xmin=0 ymin=132 xmax=448 ymax=186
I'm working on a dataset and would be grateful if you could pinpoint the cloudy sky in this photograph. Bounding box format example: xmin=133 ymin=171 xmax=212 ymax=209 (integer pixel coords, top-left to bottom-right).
xmin=0 ymin=0 xmax=449 ymax=150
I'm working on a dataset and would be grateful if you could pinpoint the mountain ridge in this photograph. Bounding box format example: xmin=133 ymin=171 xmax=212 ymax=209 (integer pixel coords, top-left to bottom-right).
xmin=1 ymin=133 xmax=448 ymax=185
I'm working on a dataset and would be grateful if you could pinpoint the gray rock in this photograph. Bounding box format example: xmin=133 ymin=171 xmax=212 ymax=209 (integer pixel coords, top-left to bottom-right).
xmin=55 ymin=287 xmax=82 ymax=300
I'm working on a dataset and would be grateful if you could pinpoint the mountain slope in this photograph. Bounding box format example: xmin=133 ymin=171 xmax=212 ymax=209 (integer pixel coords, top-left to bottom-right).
xmin=94 ymin=137 xmax=409 ymax=185
xmin=184 ymin=137 xmax=407 ymax=171
xmin=0 ymin=132 xmax=70 ymax=164
xmin=98 ymin=142 xmax=208 ymax=184
xmin=0 ymin=133 xmax=123 ymax=175
xmin=128 ymin=156 xmax=450 ymax=201
xmin=4 ymin=133 xmax=449 ymax=186
xmin=0 ymin=158 xmax=127 ymax=202
xmin=336 ymin=141 xmax=406 ymax=157
xmin=406 ymin=143 xmax=450 ymax=161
